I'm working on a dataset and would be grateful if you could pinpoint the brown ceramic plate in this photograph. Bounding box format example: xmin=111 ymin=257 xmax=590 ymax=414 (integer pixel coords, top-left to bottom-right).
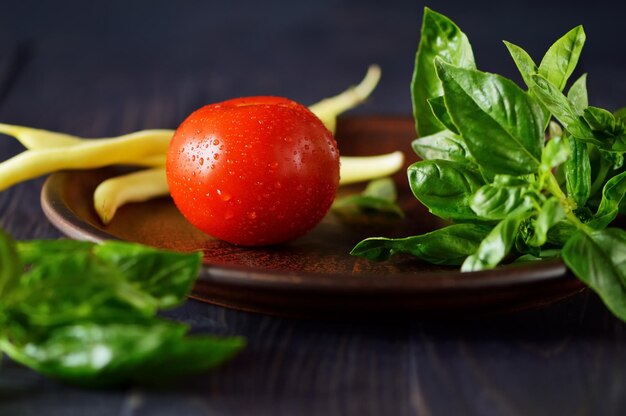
xmin=41 ymin=116 xmax=585 ymax=318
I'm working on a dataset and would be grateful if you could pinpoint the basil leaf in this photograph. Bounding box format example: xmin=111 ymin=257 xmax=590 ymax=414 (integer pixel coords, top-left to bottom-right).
xmin=461 ymin=210 xmax=529 ymax=271
xmin=8 ymin=251 xmax=159 ymax=327
xmin=527 ymin=197 xmax=565 ymax=247
xmin=427 ymin=96 xmax=459 ymax=134
xmin=332 ymin=178 xmax=404 ymax=223
xmin=0 ymin=228 xmax=20 ymax=298
xmin=93 ymin=242 xmax=202 ymax=309
xmin=470 ymin=183 xmax=534 ymax=221
xmin=18 ymin=240 xmax=202 ymax=310
xmin=567 ymin=73 xmax=588 ymax=114
xmin=361 ymin=177 xmax=397 ymax=201
xmin=408 ymin=159 xmax=484 ymax=221
xmin=564 ymin=136 xmax=591 ymax=207
xmin=411 ymin=130 xmax=470 ymax=162
xmin=563 ymin=228 xmax=626 ymax=321
xmin=350 ymin=223 xmax=492 ymax=265
xmin=503 ymin=41 xmax=538 ymax=89
xmin=436 ymin=60 xmax=544 ymax=175
xmin=542 ymin=135 xmax=570 ymax=169
xmin=1 ymin=321 xmax=245 ymax=387
xmin=587 ymin=170 xmax=626 ymax=230
xmin=538 ymin=26 xmax=586 ymax=91
xmin=614 ymin=107 xmax=626 ymax=124
xmin=411 ymin=7 xmax=475 ymax=137
xmin=530 ymin=74 xmax=604 ymax=147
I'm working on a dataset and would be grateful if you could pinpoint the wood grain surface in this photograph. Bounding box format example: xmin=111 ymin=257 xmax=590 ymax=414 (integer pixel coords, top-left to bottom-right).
xmin=2 ymin=1 xmax=626 ymax=415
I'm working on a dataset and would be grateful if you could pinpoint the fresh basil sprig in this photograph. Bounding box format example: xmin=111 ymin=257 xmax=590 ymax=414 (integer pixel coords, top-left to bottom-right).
xmin=353 ymin=8 xmax=626 ymax=323
xmin=0 ymin=228 xmax=245 ymax=386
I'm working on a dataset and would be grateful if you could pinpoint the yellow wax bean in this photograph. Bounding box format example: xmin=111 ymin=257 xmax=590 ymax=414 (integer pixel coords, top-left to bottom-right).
xmin=308 ymin=65 xmax=381 ymax=134
xmin=0 ymin=130 xmax=173 ymax=191
xmin=94 ymin=168 xmax=169 ymax=224
xmin=338 ymin=151 xmax=405 ymax=185
xmin=0 ymin=123 xmax=82 ymax=149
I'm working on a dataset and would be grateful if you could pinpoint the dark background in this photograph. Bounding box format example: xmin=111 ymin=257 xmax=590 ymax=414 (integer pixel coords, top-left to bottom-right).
xmin=2 ymin=1 xmax=626 ymax=415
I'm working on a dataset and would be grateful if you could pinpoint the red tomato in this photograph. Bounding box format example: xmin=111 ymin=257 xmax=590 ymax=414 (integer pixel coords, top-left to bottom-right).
xmin=166 ymin=96 xmax=340 ymax=246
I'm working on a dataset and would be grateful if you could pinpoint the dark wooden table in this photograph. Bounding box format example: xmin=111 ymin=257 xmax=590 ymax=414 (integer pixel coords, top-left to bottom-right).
xmin=2 ymin=1 xmax=626 ymax=414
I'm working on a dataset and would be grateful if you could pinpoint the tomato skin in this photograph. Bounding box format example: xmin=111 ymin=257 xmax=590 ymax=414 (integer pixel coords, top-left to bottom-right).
xmin=166 ymin=96 xmax=340 ymax=246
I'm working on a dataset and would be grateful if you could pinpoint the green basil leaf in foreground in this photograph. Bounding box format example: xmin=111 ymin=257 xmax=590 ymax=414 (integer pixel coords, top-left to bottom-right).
xmin=0 ymin=231 xmax=245 ymax=386
xmin=0 ymin=228 xmax=20 ymax=298
xmin=93 ymin=242 xmax=202 ymax=309
xmin=18 ymin=240 xmax=201 ymax=310
xmin=6 ymin=252 xmax=159 ymax=327
xmin=0 ymin=321 xmax=245 ymax=387
xmin=411 ymin=7 xmax=475 ymax=137
xmin=563 ymin=228 xmax=626 ymax=320
xmin=461 ymin=210 xmax=530 ymax=272
xmin=408 ymin=159 xmax=484 ymax=221
xmin=538 ymin=25 xmax=586 ymax=92
xmin=411 ymin=130 xmax=470 ymax=162
xmin=436 ymin=60 xmax=544 ymax=175
xmin=351 ymin=223 xmax=492 ymax=265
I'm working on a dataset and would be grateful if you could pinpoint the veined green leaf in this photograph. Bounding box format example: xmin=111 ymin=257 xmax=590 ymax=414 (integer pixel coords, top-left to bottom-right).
xmin=0 ymin=228 xmax=20 ymax=298
xmin=530 ymin=74 xmax=603 ymax=146
xmin=332 ymin=178 xmax=404 ymax=221
xmin=567 ymin=73 xmax=588 ymax=114
xmin=542 ymin=135 xmax=570 ymax=168
xmin=411 ymin=130 xmax=470 ymax=162
xmin=583 ymin=107 xmax=626 ymax=151
xmin=538 ymin=26 xmax=586 ymax=91
xmin=411 ymin=7 xmax=475 ymax=137
xmin=408 ymin=159 xmax=484 ymax=221
xmin=461 ymin=210 xmax=529 ymax=271
xmin=564 ymin=135 xmax=591 ymax=207
xmin=614 ymin=107 xmax=626 ymax=124
xmin=587 ymin=170 xmax=626 ymax=230
xmin=563 ymin=228 xmax=626 ymax=321
xmin=1 ymin=321 xmax=245 ymax=387
xmin=436 ymin=61 xmax=544 ymax=174
xmin=503 ymin=41 xmax=538 ymax=89
xmin=93 ymin=242 xmax=201 ymax=309
xmin=527 ymin=197 xmax=565 ymax=247
xmin=350 ymin=223 xmax=492 ymax=265
xmin=427 ymin=96 xmax=459 ymax=134
xmin=470 ymin=183 xmax=534 ymax=221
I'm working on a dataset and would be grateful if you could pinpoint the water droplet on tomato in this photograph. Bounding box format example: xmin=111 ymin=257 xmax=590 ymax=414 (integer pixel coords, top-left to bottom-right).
xmin=214 ymin=154 xmax=220 ymax=160
xmin=213 ymin=139 xmax=220 ymax=145
xmin=274 ymin=181 xmax=282 ymax=189
xmin=191 ymin=155 xmax=196 ymax=161
xmin=269 ymin=161 xmax=279 ymax=169
xmin=199 ymin=158 xmax=204 ymax=165
xmin=224 ymin=211 xmax=234 ymax=220
xmin=217 ymin=189 xmax=232 ymax=201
